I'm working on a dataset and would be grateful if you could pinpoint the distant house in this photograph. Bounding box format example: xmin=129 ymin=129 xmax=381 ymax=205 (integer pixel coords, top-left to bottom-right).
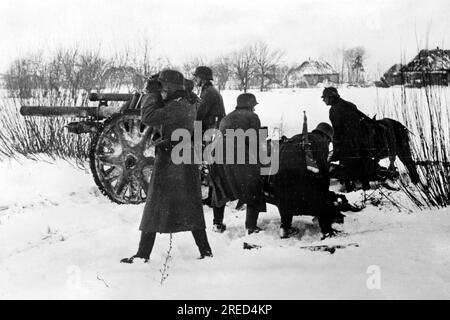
xmin=378 ymin=64 xmax=404 ymax=87
xmin=402 ymin=48 xmax=450 ymax=86
xmin=288 ymin=59 xmax=339 ymax=88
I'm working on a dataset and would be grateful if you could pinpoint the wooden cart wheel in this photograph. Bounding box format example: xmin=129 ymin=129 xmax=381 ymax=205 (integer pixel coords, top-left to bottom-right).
xmin=90 ymin=113 xmax=155 ymax=204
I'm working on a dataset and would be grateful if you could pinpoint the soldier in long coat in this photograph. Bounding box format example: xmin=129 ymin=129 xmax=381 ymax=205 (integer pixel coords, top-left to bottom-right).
xmin=322 ymin=87 xmax=375 ymax=190
xmin=194 ymin=66 xmax=226 ymax=131
xmin=193 ymin=66 xmax=227 ymax=233
xmin=274 ymin=123 xmax=343 ymax=238
xmin=209 ymin=93 xmax=267 ymax=235
xmin=121 ymin=69 xmax=212 ymax=263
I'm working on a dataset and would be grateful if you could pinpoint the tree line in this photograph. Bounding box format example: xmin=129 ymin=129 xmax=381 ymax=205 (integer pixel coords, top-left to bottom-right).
xmin=2 ymin=40 xmax=367 ymax=102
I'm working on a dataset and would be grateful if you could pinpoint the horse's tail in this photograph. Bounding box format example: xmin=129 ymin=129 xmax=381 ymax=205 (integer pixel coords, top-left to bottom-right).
xmin=391 ymin=120 xmax=420 ymax=184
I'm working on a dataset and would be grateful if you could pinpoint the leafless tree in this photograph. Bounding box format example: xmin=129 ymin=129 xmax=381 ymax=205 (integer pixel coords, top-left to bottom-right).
xmin=211 ymin=56 xmax=231 ymax=91
xmin=319 ymin=46 xmax=343 ymax=84
xmin=253 ymin=42 xmax=284 ymax=91
xmin=274 ymin=64 xmax=293 ymax=88
xmin=78 ymin=51 xmax=111 ymax=104
xmin=4 ymin=55 xmax=41 ymax=100
xmin=56 ymin=48 xmax=84 ymax=104
xmin=230 ymin=46 xmax=256 ymax=92
xmin=343 ymin=46 xmax=366 ymax=85
xmin=129 ymin=37 xmax=161 ymax=90
xmin=182 ymin=56 xmax=205 ymax=79
xmin=103 ymin=49 xmax=134 ymax=91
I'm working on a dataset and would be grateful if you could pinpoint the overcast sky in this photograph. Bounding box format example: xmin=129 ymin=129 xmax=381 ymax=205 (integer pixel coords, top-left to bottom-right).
xmin=0 ymin=0 xmax=449 ymax=76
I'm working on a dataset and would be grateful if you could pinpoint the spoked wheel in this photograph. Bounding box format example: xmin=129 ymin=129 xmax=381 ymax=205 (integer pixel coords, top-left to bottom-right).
xmin=90 ymin=113 xmax=155 ymax=204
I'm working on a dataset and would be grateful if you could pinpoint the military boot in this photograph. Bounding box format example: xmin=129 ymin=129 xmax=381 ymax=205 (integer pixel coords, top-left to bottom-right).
xmin=120 ymin=255 xmax=149 ymax=264
xmin=192 ymin=230 xmax=213 ymax=259
xmin=212 ymin=223 xmax=226 ymax=233
xmin=279 ymin=226 xmax=300 ymax=239
xmin=247 ymin=226 xmax=263 ymax=235
xmin=120 ymin=231 xmax=155 ymax=264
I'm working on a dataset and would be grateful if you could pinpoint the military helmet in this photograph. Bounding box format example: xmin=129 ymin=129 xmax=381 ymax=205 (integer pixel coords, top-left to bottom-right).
xmin=313 ymin=122 xmax=334 ymax=140
xmin=193 ymin=66 xmax=213 ymax=81
xmin=321 ymin=87 xmax=340 ymax=98
xmin=158 ymin=69 xmax=185 ymax=91
xmin=236 ymin=93 xmax=258 ymax=109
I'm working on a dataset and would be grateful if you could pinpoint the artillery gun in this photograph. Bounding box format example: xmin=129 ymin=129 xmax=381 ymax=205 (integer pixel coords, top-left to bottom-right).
xmin=20 ymin=92 xmax=156 ymax=205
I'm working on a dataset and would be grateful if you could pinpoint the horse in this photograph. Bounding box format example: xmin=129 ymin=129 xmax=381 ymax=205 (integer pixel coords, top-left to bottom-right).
xmin=330 ymin=117 xmax=420 ymax=188
xmin=373 ymin=117 xmax=420 ymax=184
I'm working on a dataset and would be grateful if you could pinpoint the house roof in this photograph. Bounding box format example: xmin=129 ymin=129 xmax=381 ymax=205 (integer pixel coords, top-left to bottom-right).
xmin=403 ymin=48 xmax=450 ymax=72
xmin=383 ymin=64 xmax=403 ymax=77
xmin=295 ymin=59 xmax=338 ymax=75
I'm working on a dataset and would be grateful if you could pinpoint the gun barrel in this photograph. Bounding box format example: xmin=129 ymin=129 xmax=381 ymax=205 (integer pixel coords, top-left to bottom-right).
xmin=20 ymin=106 xmax=121 ymax=119
xmin=88 ymin=93 xmax=134 ymax=102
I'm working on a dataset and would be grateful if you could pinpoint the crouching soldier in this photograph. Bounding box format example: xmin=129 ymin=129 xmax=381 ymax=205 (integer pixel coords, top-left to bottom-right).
xmin=274 ymin=122 xmax=344 ymax=239
xmin=121 ymin=69 xmax=212 ymax=263
xmin=209 ymin=93 xmax=267 ymax=235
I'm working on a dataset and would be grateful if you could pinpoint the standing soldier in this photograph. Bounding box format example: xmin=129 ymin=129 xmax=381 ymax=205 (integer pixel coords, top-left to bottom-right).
xmin=193 ymin=66 xmax=226 ymax=131
xmin=193 ymin=66 xmax=227 ymax=233
xmin=210 ymin=93 xmax=267 ymax=235
xmin=321 ymin=87 xmax=374 ymax=191
xmin=121 ymin=69 xmax=212 ymax=263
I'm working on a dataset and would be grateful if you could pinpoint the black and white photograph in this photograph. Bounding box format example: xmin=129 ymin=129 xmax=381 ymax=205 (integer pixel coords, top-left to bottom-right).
xmin=0 ymin=0 xmax=449 ymax=301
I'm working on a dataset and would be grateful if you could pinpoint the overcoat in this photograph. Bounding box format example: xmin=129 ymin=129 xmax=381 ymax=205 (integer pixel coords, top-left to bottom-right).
xmin=196 ymin=82 xmax=226 ymax=131
xmin=139 ymin=91 xmax=205 ymax=233
xmin=274 ymin=131 xmax=331 ymax=215
xmin=209 ymin=108 xmax=266 ymax=212
xmin=329 ymin=97 xmax=374 ymax=160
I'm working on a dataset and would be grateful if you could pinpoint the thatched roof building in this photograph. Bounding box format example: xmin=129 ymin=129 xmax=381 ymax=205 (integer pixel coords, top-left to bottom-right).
xmin=403 ymin=48 xmax=450 ymax=72
xmin=377 ymin=48 xmax=450 ymax=87
xmin=402 ymin=48 xmax=450 ymax=86
xmin=377 ymin=63 xmax=404 ymax=87
xmin=288 ymin=59 xmax=339 ymax=87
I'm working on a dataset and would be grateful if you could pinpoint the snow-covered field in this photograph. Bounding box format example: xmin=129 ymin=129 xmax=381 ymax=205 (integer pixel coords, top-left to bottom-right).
xmin=1 ymin=158 xmax=449 ymax=299
xmin=1 ymin=87 xmax=450 ymax=299
xmin=220 ymin=86 xmax=396 ymax=138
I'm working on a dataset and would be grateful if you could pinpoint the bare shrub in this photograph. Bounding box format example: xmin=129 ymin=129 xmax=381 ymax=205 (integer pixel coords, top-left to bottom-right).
xmin=0 ymin=99 xmax=90 ymax=167
xmin=0 ymin=44 xmax=171 ymax=165
xmin=377 ymin=86 xmax=450 ymax=208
